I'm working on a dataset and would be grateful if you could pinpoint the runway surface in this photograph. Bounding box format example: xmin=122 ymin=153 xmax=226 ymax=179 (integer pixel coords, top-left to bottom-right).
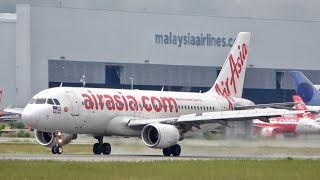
xmin=2 ymin=154 xmax=320 ymax=162
xmin=3 ymin=135 xmax=320 ymax=161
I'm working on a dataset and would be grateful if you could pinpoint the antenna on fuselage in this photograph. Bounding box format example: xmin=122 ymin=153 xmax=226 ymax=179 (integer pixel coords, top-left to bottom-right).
xmin=80 ymin=75 xmax=86 ymax=87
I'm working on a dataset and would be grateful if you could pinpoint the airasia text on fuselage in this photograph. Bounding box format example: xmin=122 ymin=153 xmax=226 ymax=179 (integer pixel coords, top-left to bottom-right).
xmin=81 ymin=90 xmax=179 ymax=113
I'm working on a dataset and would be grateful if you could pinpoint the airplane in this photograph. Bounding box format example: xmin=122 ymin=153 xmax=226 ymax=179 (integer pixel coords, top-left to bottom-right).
xmin=253 ymin=95 xmax=320 ymax=138
xmin=289 ymin=71 xmax=320 ymax=112
xmin=5 ymin=32 xmax=306 ymax=156
xmin=0 ymin=90 xmax=22 ymax=120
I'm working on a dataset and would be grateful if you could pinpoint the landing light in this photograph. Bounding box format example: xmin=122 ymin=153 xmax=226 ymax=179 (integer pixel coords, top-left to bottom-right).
xmin=58 ymin=139 xmax=63 ymax=143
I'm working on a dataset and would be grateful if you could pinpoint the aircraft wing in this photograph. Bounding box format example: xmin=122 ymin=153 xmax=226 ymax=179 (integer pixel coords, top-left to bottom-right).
xmin=128 ymin=108 xmax=306 ymax=128
xmin=3 ymin=107 xmax=24 ymax=114
xmin=235 ymin=102 xmax=298 ymax=110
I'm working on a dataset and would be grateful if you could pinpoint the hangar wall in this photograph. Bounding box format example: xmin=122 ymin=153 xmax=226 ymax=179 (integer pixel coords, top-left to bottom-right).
xmin=0 ymin=18 xmax=16 ymax=109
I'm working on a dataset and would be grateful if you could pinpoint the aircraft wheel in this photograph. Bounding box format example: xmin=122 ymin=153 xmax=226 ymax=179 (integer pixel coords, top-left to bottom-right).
xmin=51 ymin=146 xmax=56 ymax=154
xmin=101 ymin=143 xmax=111 ymax=155
xmin=52 ymin=146 xmax=63 ymax=154
xmin=170 ymin=144 xmax=181 ymax=157
xmin=93 ymin=143 xmax=101 ymax=155
xmin=162 ymin=147 xmax=171 ymax=156
xmin=57 ymin=146 xmax=63 ymax=154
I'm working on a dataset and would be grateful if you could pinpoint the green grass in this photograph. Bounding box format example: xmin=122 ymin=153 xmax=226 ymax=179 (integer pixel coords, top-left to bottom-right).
xmin=0 ymin=159 xmax=320 ymax=180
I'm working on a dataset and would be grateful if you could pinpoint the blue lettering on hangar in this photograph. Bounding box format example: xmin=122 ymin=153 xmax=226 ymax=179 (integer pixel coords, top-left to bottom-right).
xmin=155 ymin=32 xmax=235 ymax=48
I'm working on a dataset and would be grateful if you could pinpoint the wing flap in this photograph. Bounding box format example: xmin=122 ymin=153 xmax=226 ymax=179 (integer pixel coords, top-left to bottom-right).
xmin=177 ymin=109 xmax=305 ymax=123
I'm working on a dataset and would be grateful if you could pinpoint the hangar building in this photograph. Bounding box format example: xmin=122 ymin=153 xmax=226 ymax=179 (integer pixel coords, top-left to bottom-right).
xmin=1 ymin=1 xmax=320 ymax=138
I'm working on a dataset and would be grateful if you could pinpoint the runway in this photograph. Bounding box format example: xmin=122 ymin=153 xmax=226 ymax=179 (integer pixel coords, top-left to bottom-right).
xmin=2 ymin=154 xmax=320 ymax=162
xmin=3 ymin=136 xmax=320 ymax=162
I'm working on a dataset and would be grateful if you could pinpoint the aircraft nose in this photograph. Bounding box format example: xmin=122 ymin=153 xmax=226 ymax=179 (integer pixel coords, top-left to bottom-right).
xmin=22 ymin=105 xmax=48 ymax=129
xmin=22 ymin=106 xmax=37 ymax=127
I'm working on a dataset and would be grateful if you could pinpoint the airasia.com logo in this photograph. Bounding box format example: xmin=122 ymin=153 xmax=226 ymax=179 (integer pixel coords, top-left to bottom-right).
xmin=82 ymin=90 xmax=178 ymax=113
xmin=214 ymin=43 xmax=248 ymax=110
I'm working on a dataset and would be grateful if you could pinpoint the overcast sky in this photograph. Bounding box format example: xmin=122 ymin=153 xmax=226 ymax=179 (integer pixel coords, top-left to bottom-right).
xmin=0 ymin=0 xmax=318 ymax=21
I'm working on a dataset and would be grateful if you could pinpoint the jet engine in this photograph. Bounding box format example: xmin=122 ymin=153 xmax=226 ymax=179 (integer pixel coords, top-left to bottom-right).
xmin=34 ymin=129 xmax=77 ymax=147
xmin=141 ymin=123 xmax=183 ymax=149
xmin=260 ymin=127 xmax=277 ymax=138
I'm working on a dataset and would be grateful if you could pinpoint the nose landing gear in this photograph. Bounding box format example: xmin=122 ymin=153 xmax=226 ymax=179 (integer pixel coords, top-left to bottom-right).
xmin=93 ymin=136 xmax=111 ymax=155
xmin=51 ymin=146 xmax=63 ymax=154
xmin=51 ymin=131 xmax=63 ymax=154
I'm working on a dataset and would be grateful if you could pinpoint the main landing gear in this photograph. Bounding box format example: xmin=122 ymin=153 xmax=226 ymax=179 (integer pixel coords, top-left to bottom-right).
xmin=93 ymin=136 xmax=111 ymax=155
xmin=162 ymin=144 xmax=181 ymax=156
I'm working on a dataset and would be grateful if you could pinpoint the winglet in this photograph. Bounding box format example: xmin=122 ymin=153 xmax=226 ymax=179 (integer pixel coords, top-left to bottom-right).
xmin=292 ymin=95 xmax=316 ymax=119
xmin=0 ymin=90 xmax=2 ymax=104
xmin=206 ymin=32 xmax=251 ymax=98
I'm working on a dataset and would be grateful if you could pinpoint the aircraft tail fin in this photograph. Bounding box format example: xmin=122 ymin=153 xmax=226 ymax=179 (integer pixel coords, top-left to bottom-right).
xmin=293 ymin=95 xmax=316 ymax=119
xmin=289 ymin=71 xmax=320 ymax=106
xmin=206 ymin=32 xmax=251 ymax=98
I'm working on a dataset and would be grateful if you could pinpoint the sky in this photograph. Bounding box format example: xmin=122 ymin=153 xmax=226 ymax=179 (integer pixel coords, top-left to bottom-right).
xmin=0 ymin=0 xmax=318 ymax=21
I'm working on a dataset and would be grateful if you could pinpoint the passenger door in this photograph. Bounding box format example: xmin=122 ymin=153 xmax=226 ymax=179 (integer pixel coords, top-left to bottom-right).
xmin=66 ymin=91 xmax=80 ymax=116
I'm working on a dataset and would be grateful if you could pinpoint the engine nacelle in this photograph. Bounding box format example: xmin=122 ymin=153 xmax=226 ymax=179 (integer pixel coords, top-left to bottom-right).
xmin=141 ymin=123 xmax=183 ymax=149
xmin=34 ymin=129 xmax=77 ymax=147
xmin=260 ymin=127 xmax=277 ymax=138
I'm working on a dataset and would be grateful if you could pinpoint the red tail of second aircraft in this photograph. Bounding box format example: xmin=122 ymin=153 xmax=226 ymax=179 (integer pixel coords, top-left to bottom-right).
xmin=293 ymin=95 xmax=316 ymax=119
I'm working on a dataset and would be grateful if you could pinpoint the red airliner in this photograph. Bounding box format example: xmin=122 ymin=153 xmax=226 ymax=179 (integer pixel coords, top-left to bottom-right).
xmin=253 ymin=96 xmax=320 ymax=138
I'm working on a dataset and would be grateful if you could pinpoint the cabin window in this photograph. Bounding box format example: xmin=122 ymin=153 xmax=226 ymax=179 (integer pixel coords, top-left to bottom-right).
xmin=29 ymin=98 xmax=36 ymax=104
xmin=35 ymin=98 xmax=47 ymax=104
xmin=47 ymin=99 xmax=55 ymax=105
xmin=53 ymin=99 xmax=60 ymax=105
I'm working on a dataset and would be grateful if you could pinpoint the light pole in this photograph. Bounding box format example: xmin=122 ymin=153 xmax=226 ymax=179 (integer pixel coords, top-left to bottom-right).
xmin=129 ymin=77 xmax=133 ymax=90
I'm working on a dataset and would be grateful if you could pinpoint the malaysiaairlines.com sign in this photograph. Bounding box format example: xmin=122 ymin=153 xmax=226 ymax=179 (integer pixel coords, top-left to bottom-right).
xmin=155 ymin=32 xmax=235 ymax=48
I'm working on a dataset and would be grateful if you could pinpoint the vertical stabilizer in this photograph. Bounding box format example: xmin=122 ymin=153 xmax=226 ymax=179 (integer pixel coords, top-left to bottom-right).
xmin=289 ymin=71 xmax=320 ymax=106
xmin=206 ymin=32 xmax=251 ymax=98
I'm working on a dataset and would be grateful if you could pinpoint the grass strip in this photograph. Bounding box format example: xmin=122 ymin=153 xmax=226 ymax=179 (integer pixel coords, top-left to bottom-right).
xmin=0 ymin=159 xmax=320 ymax=180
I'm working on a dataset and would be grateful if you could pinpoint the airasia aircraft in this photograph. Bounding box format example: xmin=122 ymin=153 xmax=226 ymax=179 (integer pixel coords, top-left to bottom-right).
xmin=253 ymin=95 xmax=320 ymax=138
xmin=8 ymin=32 xmax=305 ymax=156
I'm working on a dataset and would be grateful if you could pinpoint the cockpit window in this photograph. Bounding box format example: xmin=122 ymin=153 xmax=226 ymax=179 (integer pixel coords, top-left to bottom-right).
xmin=35 ymin=98 xmax=47 ymax=104
xmin=47 ymin=99 xmax=55 ymax=105
xmin=53 ymin=99 xmax=60 ymax=105
xmin=29 ymin=98 xmax=36 ymax=104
